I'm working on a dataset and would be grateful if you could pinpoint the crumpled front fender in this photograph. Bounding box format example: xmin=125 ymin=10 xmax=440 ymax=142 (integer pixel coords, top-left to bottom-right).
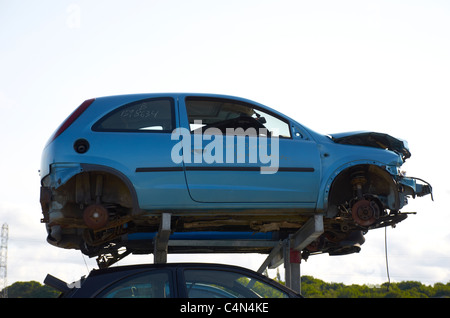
xmin=321 ymin=160 xmax=433 ymax=218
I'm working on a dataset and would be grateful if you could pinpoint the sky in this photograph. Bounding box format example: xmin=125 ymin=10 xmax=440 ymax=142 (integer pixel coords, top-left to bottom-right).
xmin=1 ymin=0 xmax=449 ymax=288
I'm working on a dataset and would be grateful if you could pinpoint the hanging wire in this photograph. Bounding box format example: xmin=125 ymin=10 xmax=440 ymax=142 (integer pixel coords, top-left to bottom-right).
xmin=385 ymin=226 xmax=391 ymax=291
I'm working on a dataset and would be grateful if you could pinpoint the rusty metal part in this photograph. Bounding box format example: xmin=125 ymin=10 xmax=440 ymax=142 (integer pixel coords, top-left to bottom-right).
xmin=82 ymin=215 xmax=133 ymax=247
xmin=351 ymin=170 xmax=367 ymax=200
xmin=351 ymin=199 xmax=380 ymax=226
xmin=83 ymin=204 xmax=109 ymax=230
xmin=40 ymin=187 xmax=52 ymax=223
xmin=254 ymin=221 xmax=303 ymax=232
xmin=305 ymin=239 xmax=320 ymax=252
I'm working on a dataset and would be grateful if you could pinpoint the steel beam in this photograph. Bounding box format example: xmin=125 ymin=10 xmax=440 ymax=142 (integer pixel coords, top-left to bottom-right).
xmin=256 ymin=216 xmax=323 ymax=294
xmin=290 ymin=214 xmax=324 ymax=251
xmin=168 ymin=240 xmax=278 ymax=248
xmin=256 ymin=241 xmax=284 ymax=274
xmin=153 ymin=213 xmax=171 ymax=264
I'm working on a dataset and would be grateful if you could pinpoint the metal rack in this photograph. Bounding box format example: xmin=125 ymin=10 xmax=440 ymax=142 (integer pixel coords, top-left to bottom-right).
xmin=150 ymin=213 xmax=324 ymax=293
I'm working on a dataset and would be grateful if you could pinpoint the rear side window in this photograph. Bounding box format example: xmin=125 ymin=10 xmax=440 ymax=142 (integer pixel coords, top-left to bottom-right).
xmin=93 ymin=98 xmax=175 ymax=132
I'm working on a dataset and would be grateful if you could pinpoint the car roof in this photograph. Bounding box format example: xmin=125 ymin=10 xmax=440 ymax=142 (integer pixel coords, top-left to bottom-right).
xmin=87 ymin=262 xmax=263 ymax=277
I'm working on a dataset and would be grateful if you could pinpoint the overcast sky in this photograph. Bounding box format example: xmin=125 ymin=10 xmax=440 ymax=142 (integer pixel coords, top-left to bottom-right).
xmin=1 ymin=0 xmax=449 ymax=288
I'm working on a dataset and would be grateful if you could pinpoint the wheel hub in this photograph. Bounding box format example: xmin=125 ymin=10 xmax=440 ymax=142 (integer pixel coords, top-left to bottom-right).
xmin=83 ymin=204 xmax=109 ymax=230
xmin=351 ymin=199 xmax=380 ymax=226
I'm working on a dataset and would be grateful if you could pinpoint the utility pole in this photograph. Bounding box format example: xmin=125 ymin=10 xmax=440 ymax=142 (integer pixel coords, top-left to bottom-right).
xmin=0 ymin=223 xmax=8 ymax=298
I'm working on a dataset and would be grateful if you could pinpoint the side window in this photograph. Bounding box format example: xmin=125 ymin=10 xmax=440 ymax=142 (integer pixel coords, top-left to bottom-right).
xmin=183 ymin=269 xmax=290 ymax=298
xmin=96 ymin=270 xmax=172 ymax=298
xmin=185 ymin=98 xmax=291 ymax=138
xmin=93 ymin=98 xmax=175 ymax=132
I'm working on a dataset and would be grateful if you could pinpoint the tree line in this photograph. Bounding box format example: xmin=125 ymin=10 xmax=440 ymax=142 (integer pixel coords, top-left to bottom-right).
xmin=2 ymin=276 xmax=450 ymax=298
xmin=298 ymin=275 xmax=450 ymax=298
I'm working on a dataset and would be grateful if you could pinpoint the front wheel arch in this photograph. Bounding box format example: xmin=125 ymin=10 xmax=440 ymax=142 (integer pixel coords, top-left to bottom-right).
xmin=325 ymin=163 xmax=399 ymax=218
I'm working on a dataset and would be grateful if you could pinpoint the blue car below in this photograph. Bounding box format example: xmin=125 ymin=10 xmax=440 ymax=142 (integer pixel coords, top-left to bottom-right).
xmin=44 ymin=263 xmax=301 ymax=298
xmin=39 ymin=93 xmax=432 ymax=266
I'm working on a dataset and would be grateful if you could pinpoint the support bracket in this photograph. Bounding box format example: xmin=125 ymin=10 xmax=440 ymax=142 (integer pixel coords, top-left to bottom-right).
xmin=290 ymin=214 xmax=324 ymax=251
xmin=255 ymin=215 xmax=324 ymax=294
xmin=153 ymin=213 xmax=172 ymax=264
xmin=257 ymin=240 xmax=284 ymax=274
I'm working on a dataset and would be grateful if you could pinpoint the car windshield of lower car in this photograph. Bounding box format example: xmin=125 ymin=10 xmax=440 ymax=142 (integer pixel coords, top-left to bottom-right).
xmin=183 ymin=269 xmax=289 ymax=298
xmin=186 ymin=98 xmax=291 ymax=138
xmin=96 ymin=270 xmax=172 ymax=298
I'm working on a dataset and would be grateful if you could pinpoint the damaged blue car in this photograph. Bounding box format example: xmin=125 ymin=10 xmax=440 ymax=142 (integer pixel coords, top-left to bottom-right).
xmin=39 ymin=93 xmax=432 ymax=266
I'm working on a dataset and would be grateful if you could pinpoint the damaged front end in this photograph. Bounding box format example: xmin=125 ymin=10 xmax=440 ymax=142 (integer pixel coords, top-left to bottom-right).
xmin=331 ymin=131 xmax=412 ymax=162
xmin=331 ymin=130 xmax=432 ymax=213
xmin=301 ymin=132 xmax=433 ymax=260
xmin=302 ymin=167 xmax=432 ymax=260
xmin=331 ymin=130 xmax=432 ymax=198
xmin=398 ymin=175 xmax=433 ymax=201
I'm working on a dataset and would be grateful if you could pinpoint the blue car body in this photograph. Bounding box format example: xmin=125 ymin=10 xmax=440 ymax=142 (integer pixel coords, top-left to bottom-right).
xmin=40 ymin=93 xmax=432 ymax=263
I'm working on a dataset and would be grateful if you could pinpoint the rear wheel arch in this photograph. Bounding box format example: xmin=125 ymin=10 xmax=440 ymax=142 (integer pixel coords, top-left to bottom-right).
xmin=78 ymin=164 xmax=141 ymax=215
xmin=42 ymin=164 xmax=140 ymax=251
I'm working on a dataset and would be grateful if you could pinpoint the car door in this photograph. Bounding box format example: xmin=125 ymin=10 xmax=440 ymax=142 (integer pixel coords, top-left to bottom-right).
xmin=175 ymin=96 xmax=321 ymax=203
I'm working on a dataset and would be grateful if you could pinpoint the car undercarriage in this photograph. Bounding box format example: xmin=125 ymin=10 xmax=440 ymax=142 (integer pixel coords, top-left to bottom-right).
xmin=40 ymin=163 xmax=431 ymax=268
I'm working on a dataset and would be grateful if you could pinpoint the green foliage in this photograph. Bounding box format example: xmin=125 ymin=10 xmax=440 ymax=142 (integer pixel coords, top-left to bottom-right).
xmin=2 ymin=281 xmax=60 ymax=298
xmin=298 ymin=275 xmax=450 ymax=298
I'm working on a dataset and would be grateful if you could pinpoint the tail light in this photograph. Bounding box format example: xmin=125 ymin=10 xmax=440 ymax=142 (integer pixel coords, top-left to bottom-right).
xmin=47 ymin=98 xmax=95 ymax=144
